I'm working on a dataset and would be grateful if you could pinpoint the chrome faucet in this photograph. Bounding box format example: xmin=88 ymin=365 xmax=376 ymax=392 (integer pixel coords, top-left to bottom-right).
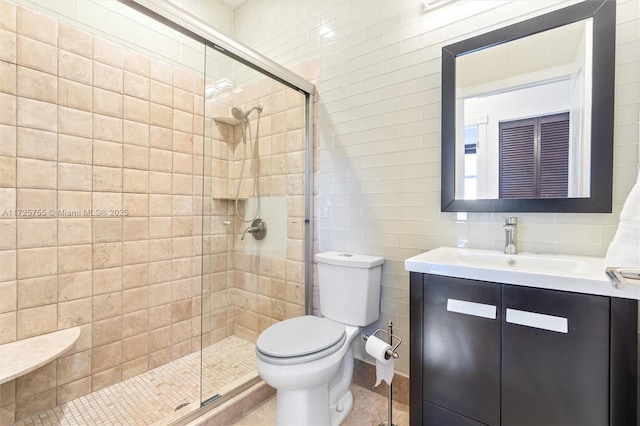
xmin=504 ymin=217 xmax=517 ymax=255
xmin=241 ymin=219 xmax=266 ymax=240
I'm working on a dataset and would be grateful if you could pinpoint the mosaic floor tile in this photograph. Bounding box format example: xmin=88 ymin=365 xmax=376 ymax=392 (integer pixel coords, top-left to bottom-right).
xmin=15 ymin=336 xmax=256 ymax=426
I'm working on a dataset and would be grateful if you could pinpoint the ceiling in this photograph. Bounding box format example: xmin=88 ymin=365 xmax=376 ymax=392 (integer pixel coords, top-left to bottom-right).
xmin=220 ymin=0 xmax=246 ymax=8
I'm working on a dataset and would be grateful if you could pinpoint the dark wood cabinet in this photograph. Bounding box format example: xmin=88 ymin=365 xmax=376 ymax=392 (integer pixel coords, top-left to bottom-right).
xmin=410 ymin=272 xmax=638 ymax=426
xmin=502 ymin=285 xmax=610 ymax=426
xmin=423 ymin=401 xmax=486 ymax=426
xmin=422 ymin=275 xmax=501 ymax=425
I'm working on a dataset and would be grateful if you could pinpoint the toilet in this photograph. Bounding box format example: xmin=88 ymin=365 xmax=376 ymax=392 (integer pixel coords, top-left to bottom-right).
xmin=255 ymin=251 xmax=384 ymax=425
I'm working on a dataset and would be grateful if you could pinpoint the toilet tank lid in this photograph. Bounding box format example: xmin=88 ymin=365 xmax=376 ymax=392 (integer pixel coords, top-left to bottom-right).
xmin=315 ymin=251 xmax=384 ymax=268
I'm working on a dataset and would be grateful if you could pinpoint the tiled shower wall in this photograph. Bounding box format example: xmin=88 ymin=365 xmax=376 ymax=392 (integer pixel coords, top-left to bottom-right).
xmin=0 ymin=1 xmax=207 ymax=421
xmin=202 ymin=73 xmax=309 ymax=346
xmin=230 ymin=77 xmax=308 ymax=341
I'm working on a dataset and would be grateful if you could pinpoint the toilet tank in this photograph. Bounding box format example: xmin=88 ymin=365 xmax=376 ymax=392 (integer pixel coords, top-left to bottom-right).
xmin=316 ymin=252 xmax=384 ymax=326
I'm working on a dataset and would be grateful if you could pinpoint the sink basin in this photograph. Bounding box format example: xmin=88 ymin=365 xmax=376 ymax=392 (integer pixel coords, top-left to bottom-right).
xmin=451 ymin=249 xmax=591 ymax=275
xmin=405 ymin=247 xmax=640 ymax=299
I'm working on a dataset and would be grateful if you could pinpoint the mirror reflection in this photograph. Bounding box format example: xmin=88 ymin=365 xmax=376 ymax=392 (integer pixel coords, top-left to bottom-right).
xmin=455 ymin=19 xmax=593 ymax=200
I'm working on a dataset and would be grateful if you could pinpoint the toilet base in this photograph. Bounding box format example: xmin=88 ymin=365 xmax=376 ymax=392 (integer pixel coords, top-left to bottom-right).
xmin=274 ymin=385 xmax=330 ymax=425
xmin=273 ymin=386 xmax=354 ymax=426
xmin=329 ymin=389 xmax=353 ymax=425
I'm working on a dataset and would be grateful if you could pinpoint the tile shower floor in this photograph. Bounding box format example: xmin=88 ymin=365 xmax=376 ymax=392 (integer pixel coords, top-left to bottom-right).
xmin=15 ymin=336 xmax=257 ymax=426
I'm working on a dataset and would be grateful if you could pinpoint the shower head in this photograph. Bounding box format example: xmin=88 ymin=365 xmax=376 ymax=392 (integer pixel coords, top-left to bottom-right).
xmin=231 ymin=105 xmax=264 ymax=121
xmin=231 ymin=106 xmax=245 ymax=121
xmin=231 ymin=105 xmax=263 ymax=143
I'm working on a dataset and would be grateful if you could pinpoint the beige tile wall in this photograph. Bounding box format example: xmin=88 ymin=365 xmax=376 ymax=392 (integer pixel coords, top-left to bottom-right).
xmin=201 ymin=74 xmax=308 ymax=347
xmin=0 ymin=0 xmax=315 ymax=421
xmin=230 ymin=80 xmax=307 ymax=342
xmin=0 ymin=1 xmax=206 ymax=422
xmin=201 ymin=82 xmax=233 ymax=350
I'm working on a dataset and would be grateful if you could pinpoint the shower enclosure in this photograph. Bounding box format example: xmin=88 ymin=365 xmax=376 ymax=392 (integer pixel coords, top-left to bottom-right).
xmin=0 ymin=0 xmax=314 ymax=423
xmin=200 ymin=36 xmax=312 ymax=406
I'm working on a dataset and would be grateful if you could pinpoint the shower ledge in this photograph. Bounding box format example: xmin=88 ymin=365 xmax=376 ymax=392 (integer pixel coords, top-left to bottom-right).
xmin=0 ymin=327 xmax=81 ymax=385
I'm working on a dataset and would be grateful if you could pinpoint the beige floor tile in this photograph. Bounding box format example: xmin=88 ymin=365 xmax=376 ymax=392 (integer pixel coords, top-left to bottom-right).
xmin=15 ymin=336 xmax=256 ymax=426
xmin=232 ymin=383 xmax=410 ymax=426
xmin=15 ymin=336 xmax=407 ymax=426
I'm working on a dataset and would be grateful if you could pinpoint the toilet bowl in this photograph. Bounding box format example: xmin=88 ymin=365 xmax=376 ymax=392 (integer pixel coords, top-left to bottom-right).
xmin=256 ymin=316 xmax=359 ymax=425
xmin=255 ymin=252 xmax=384 ymax=426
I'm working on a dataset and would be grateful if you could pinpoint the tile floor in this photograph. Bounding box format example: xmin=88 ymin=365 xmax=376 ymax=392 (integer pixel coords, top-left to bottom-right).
xmin=13 ymin=335 xmax=408 ymax=425
xmin=231 ymin=384 xmax=410 ymax=426
xmin=15 ymin=336 xmax=257 ymax=426
xmin=201 ymin=336 xmax=258 ymax=402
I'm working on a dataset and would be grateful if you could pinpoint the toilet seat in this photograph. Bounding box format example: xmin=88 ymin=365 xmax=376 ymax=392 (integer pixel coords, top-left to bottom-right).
xmin=256 ymin=316 xmax=346 ymax=365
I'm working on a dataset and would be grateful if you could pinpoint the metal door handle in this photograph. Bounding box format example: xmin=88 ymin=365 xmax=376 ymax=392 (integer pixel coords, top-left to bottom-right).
xmin=447 ymin=298 xmax=497 ymax=319
xmin=506 ymin=308 xmax=568 ymax=333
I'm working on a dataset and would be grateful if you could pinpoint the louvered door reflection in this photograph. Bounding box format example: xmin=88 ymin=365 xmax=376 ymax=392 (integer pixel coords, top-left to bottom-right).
xmin=539 ymin=114 xmax=569 ymax=197
xmin=499 ymin=119 xmax=536 ymax=198
xmin=499 ymin=112 xmax=569 ymax=199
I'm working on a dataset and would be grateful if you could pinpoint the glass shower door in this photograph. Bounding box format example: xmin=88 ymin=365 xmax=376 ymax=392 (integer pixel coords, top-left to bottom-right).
xmin=201 ymin=41 xmax=308 ymax=404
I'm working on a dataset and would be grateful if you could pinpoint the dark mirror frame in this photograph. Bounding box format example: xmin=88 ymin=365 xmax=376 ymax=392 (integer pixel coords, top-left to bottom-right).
xmin=441 ymin=0 xmax=615 ymax=213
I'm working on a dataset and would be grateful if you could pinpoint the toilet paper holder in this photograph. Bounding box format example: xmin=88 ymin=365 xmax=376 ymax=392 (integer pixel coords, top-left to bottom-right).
xmin=363 ymin=328 xmax=402 ymax=360
xmin=364 ymin=321 xmax=402 ymax=426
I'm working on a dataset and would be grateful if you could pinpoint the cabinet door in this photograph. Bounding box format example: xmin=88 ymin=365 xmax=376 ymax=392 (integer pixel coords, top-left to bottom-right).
xmin=423 ymin=275 xmax=501 ymax=426
xmin=502 ymin=285 xmax=610 ymax=426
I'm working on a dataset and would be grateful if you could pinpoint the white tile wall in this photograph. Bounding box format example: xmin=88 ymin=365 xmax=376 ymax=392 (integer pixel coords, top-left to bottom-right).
xmin=234 ymin=0 xmax=640 ymax=374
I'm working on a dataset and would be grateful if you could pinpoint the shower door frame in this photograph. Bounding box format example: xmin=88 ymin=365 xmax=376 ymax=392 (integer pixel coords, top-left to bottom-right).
xmin=117 ymin=0 xmax=316 ymax=419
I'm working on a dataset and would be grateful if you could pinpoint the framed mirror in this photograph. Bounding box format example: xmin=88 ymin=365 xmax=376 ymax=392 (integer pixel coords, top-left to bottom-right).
xmin=441 ymin=1 xmax=615 ymax=212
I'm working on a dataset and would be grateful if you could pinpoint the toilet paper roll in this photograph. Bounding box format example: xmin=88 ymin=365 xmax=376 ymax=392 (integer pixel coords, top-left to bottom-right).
xmin=365 ymin=335 xmax=394 ymax=387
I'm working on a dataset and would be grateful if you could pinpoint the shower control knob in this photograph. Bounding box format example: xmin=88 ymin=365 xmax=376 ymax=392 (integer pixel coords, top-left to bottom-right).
xmin=336 ymin=403 xmax=344 ymax=412
xmin=223 ymin=221 xmax=231 ymax=225
xmin=241 ymin=219 xmax=267 ymax=240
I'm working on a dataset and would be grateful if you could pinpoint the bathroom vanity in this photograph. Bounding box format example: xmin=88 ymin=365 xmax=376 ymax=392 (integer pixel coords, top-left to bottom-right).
xmin=406 ymin=248 xmax=639 ymax=426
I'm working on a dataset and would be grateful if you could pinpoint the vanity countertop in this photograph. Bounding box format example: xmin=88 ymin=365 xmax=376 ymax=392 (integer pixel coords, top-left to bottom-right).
xmin=405 ymin=247 xmax=640 ymax=300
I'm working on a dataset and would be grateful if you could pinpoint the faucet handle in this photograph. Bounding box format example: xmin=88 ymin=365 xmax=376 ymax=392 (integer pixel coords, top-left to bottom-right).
xmin=241 ymin=218 xmax=267 ymax=241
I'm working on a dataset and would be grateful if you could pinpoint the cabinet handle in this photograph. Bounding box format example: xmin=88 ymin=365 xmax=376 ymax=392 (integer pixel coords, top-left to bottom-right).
xmin=447 ymin=298 xmax=497 ymax=319
xmin=506 ymin=308 xmax=568 ymax=333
